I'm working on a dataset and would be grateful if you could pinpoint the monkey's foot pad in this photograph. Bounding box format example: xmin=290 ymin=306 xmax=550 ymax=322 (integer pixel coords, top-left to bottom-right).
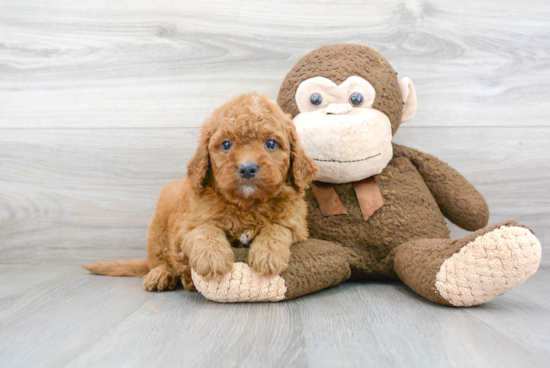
xmin=192 ymin=262 xmax=287 ymax=302
xmin=435 ymin=226 xmax=541 ymax=307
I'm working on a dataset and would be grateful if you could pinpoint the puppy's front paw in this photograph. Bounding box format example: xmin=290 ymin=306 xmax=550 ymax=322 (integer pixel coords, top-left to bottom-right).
xmin=190 ymin=241 xmax=234 ymax=281
xmin=248 ymin=241 xmax=290 ymax=277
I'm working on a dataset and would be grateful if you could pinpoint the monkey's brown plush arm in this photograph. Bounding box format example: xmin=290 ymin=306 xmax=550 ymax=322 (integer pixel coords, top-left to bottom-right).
xmin=393 ymin=143 xmax=489 ymax=231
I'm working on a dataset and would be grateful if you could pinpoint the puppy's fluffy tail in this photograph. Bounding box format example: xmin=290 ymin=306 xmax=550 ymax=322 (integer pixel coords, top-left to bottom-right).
xmin=82 ymin=259 xmax=149 ymax=277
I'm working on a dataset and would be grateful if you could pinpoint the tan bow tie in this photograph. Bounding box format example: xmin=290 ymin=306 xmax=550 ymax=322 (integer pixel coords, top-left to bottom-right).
xmin=311 ymin=177 xmax=384 ymax=221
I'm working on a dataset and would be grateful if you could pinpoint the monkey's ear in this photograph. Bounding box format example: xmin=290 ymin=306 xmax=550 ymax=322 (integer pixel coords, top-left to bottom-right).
xmin=187 ymin=127 xmax=211 ymax=195
xmin=399 ymin=77 xmax=417 ymax=123
xmin=286 ymin=117 xmax=319 ymax=192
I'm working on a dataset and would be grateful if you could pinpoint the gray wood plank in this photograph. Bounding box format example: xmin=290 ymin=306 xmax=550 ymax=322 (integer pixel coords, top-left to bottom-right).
xmin=0 ymin=267 xmax=153 ymax=368
xmin=295 ymin=280 xmax=549 ymax=367
xmin=0 ymin=264 xmax=76 ymax=297
xmin=0 ymin=0 xmax=549 ymax=129
xmin=0 ymin=265 xmax=548 ymax=368
xmin=462 ymin=267 xmax=550 ymax=360
xmin=1 ymin=127 xmax=548 ymax=264
xmin=66 ymin=291 xmax=308 ymax=368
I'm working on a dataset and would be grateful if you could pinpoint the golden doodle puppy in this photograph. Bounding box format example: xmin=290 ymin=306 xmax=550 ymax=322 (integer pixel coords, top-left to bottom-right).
xmin=84 ymin=93 xmax=318 ymax=292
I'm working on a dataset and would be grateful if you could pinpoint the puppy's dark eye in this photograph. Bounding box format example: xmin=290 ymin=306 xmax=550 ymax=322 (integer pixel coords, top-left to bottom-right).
xmin=264 ymin=139 xmax=277 ymax=151
xmin=221 ymin=140 xmax=232 ymax=151
xmin=349 ymin=93 xmax=364 ymax=107
xmin=310 ymin=93 xmax=323 ymax=107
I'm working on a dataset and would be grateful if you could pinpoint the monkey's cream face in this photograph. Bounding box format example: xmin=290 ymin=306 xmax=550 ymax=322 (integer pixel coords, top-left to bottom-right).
xmin=293 ymin=76 xmax=393 ymax=183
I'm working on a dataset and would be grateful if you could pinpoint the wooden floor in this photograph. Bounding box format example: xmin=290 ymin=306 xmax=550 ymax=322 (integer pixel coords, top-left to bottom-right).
xmin=0 ymin=264 xmax=548 ymax=368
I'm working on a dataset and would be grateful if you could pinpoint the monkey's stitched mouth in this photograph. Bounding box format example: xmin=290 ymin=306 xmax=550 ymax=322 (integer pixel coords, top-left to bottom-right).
xmin=312 ymin=153 xmax=381 ymax=163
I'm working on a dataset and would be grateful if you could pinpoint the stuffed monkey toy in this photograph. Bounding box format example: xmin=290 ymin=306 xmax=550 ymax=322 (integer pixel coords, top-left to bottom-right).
xmin=191 ymin=44 xmax=542 ymax=306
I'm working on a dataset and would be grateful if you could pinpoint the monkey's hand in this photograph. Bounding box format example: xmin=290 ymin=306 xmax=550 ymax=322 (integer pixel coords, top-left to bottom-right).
xmin=393 ymin=143 xmax=489 ymax=231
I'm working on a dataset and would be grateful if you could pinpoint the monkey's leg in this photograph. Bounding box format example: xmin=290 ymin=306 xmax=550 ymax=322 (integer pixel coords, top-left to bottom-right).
xmin=191 ymin=239 xmax=351 ymax=302
xmin=388 ymin=221 xmax=541 ymax=306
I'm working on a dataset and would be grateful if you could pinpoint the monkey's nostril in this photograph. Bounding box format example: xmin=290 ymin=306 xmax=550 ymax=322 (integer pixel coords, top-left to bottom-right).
xmin=238 ymin=162 xmax=259 ymax=179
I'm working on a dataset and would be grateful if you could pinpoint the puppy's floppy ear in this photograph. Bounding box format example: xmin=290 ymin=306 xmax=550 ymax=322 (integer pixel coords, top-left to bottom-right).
xmin=187 ymin=125 xmax=212 ymax=195
xmin=286 ymin=116 xmax=318 ymax=192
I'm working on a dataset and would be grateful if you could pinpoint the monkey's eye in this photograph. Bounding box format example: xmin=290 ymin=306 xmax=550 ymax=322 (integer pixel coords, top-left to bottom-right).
xmin=264 ymin=139 xmax=278 ymax=151
xmin=221 ymin=140 xmax=233 ymax=151
xmin=349 ymin=93 xmax=364 ymax=107
xmin=310 ymin=93 xmax=323 ymax=107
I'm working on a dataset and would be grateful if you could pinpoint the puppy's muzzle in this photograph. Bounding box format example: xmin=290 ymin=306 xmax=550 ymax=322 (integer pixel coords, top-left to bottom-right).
xmin=238 ymin=162 xmax=258 ymax=179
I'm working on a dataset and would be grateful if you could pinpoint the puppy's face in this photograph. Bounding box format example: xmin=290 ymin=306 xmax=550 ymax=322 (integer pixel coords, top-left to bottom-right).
xmin=187 ymin=93 xmax=318 ymax=203
xmin=208 ymin=102 xmax=290 ymax=200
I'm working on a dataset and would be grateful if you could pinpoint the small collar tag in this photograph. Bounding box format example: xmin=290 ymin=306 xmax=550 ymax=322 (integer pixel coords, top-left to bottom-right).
xmin=353 ymin=177 xmax=384 ymax=221
xmin=311 ymin=181 xmax=348 ymax=216
xmin=311 ymin=178 xmax=384 ymax=221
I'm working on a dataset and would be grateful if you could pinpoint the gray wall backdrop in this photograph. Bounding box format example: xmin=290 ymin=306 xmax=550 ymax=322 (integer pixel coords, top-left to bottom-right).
xmin=1 ymin=0 xmax=548 ymax=265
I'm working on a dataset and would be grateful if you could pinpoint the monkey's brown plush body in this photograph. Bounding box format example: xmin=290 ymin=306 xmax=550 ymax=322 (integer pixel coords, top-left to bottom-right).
xmin=191 ymin=44 xmax=541 ymax=306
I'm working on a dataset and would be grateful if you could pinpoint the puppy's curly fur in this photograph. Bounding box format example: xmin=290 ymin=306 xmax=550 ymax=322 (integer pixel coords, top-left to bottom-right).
xmin=83 ymin=93 xmax=318 ymax=291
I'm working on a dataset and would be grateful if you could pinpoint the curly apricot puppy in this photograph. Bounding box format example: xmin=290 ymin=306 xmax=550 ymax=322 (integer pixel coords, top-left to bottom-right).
xmin=83 ymin=93 xmax=318 ymax=292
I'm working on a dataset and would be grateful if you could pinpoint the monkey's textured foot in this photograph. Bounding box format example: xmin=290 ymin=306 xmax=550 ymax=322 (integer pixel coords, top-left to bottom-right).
xmin=435 ymin=225 xmax=541 ymax=307
xmin=191 ymin=262 xmax=287 ymax=302
xmin=192 ymin=239 xmax=352 ymax=302
xmin=393 ymin=221 xmax=541 ymax=307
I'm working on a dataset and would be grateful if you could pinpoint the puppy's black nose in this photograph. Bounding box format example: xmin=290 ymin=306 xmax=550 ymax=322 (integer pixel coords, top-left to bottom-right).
xmin=238 ymin=162 xmax=258 ymax=179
